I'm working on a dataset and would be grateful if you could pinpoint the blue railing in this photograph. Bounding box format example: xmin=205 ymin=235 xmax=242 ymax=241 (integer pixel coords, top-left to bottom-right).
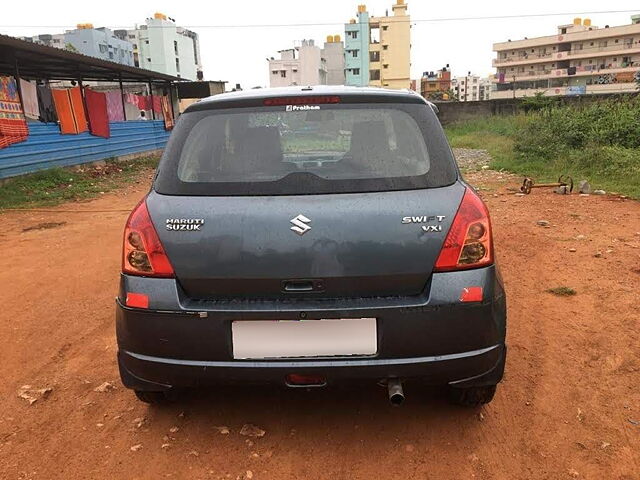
xmin=0 ymin=120 xmax=170 ymax=179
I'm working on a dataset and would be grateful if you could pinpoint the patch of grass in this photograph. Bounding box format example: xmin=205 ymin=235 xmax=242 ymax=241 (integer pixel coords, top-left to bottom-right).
xmin=546 ymin=286 xmax=577 ymax=297
xmin=445 ymin=105 xmax=640 ymax=199
xmin=0 ymin=156 xmax=159 ymax=209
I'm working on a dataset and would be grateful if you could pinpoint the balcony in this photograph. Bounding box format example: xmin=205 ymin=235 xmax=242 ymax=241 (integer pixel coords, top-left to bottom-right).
xmin=494 ymin=42 xmax=640 ymax=67
xmin=493 ymin=63 xmax=640 ymax=84
xmin=493 ymin=53 xmax=552 ymax=67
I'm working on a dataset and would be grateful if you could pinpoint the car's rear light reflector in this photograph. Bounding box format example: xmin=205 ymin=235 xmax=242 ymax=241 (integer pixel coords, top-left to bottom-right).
xmin=460 ymin=287 xmax=483 ymax=303
xmin=434 ymin=188 xmax=494 ymax=272
xmin=126 ymin=292 xmax=149 ymax=309
xmin=263 ymin=96 xmax=341 ymax=106
xmin=285 ymin=374 xmax=327 ymax=386
xmin=122 ymin=198 xmax=175 ymax=277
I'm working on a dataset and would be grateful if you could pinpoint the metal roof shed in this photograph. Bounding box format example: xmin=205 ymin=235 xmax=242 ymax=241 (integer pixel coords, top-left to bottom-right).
xmin=0 ymin=34 xmax=183 ymax=179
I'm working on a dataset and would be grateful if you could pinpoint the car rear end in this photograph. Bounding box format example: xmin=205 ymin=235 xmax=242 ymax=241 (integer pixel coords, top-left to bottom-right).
xmin=116 ymin=87 xmax=506 ymax=405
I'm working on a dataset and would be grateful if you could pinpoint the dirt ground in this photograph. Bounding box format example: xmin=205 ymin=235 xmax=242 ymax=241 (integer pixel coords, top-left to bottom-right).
xmin=0 ymin=154 xmax=639 ymax=480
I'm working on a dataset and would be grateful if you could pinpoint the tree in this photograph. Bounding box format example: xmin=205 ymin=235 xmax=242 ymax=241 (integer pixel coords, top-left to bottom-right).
xmin=521 ymin=91 xmax=557 ymax=112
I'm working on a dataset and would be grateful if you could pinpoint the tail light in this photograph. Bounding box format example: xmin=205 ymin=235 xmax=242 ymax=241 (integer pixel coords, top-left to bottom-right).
xmin=434 ymin=188 xmax=494 ymax=272
xmin=122 ymin=198 xmax=174 ymax=277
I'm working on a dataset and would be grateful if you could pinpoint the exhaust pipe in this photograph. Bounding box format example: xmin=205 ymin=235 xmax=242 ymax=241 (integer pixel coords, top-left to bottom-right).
xmin=387 ymin=378 xmax=405 ymax=406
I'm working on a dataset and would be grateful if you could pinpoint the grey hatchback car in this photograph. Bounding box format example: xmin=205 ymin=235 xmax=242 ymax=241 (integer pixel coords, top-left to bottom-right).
xmin=116 ymin=86 xmax=506 ymax=407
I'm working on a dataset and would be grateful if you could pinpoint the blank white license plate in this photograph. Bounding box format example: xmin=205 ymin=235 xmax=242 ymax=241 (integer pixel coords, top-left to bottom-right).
xmin=231 ymin=318 xmax=377 ymax=359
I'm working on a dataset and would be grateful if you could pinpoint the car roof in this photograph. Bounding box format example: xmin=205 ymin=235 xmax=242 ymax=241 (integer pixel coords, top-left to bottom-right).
xmin=185 ymin=85 xmax=430 ymax=112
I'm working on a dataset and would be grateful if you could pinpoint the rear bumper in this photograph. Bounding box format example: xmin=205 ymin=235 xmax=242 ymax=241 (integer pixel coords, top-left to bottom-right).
xmin=118 ymin=343 xmax=506 ymax=391
xmin=116 ymin=265 xmax=507 ymax=390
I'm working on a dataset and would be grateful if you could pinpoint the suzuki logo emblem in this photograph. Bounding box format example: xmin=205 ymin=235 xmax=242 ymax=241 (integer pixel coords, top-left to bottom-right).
xmin=290 ymin=214 xmax=311 ymax=236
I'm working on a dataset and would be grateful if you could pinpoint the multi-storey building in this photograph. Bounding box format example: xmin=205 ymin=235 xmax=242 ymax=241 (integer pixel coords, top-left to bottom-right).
xmin=420 ymin=66 xmax=452 ymax=100
xmin=125 ymin=13 xmax=202 ymax=81
xmin=344 ymin=1 xmax=411 ymax=89
xmin=268 ymin=40 xmax=327 ymax=87
xmin=21 ymin=25 xmax=134 ymax=66
xmin=344 ymin=6 xmax=370 ymax=87
xmin=453 ymin=74 xmax=492 ymax=101
xmin=322 ymin=35 xmax=346 ymax=85
xmin=492 ymin=15 xmax=640 ymax=99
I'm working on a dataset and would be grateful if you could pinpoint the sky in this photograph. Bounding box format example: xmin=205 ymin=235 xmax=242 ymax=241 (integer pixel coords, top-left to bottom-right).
xmin=4 ymin=1 xmax=640 ymax=87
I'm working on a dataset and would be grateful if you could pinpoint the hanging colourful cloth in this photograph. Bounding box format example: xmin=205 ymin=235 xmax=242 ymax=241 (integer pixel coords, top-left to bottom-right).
xmin=37 ymin=85 xmax=57 ymax=123
xmin=51 ymin=87 xmax=88 ymax=134
xmin=161 ymin=96 xmax=174 ymax=130
xmin=124 ymin=92 xmax=137 ymax=106
xmin=84 ymin=88 xmax=110 ymax=138
xmin=0 ymin=76 xmax=29 ymax=149
xmin=105 ymin=90 xmax=125 ymax=122
xmin=152 ymin=95 xmax=162 ymax=115
xmin=19 ymin=79 xmax=40 ymax=120
xmin=134 ymin=95 xmax=151 ymax=111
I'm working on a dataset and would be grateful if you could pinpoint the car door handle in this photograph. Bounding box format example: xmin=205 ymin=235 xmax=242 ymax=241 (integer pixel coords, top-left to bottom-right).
xmin=282 ymin=280 xmax=324 ymax=293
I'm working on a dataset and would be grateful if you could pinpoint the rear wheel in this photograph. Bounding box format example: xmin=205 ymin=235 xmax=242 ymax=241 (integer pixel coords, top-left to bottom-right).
xmin=134 ymin=390 xmax=169 ymax=404
xmin=448 ymin=384 xmax=497 ymax=407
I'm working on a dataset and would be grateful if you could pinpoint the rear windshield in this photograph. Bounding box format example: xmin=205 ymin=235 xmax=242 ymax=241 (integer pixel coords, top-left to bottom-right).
xmin=155 ymin=102 xmax=457 ymax=196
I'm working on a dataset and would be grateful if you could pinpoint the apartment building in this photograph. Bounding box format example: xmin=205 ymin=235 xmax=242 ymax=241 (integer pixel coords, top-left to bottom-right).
xmin=420 ymin=66 xmax=452 ymax=100
xmin=452 ymin=74 xmax=492 ymax=101
xmin=344 ymin=6 xmax=370 ymax=87
xmin=21 ymin=25 xmax=134 ymax=66
xmin=125 ymin=13 xmax=202 ymax=80
xmin=344 ymin=1 xmax=411 ymax=89
xmin=268 ymin=40 xmax=327 ymax=87
xmin=493 ymin=15 xmax=640 ymax=99
xmin=322 ymin=35 xmax=346 ymax=85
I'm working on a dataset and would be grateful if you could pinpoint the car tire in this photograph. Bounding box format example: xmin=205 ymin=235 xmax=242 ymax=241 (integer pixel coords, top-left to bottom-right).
xmin=448 ymin=384 xmax=497 ymax=407
xmin=134 ymin=390 xmax=169 ymax=404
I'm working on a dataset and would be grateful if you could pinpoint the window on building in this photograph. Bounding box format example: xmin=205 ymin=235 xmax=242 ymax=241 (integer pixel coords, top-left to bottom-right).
xmin=353 ymin=50 xmax=358 ymax=57
xmin=370 ymin=70 xmax=380 ymax=80
xmin=133 ymin=44 xmax=137 ymax=49
xmin=382 ymin=26 xmax=388 ymax=31
xmin=615 ymin=39 xmax=619 ymax=43
xmin=174 ymin=40 xmax=178 ymax=55
xmin=353 ymin=68 xmax=360 ymax=75
xmin=272 ymin=70 xmax=278 ymax=75
xmin=147 ymin=57 xmax=151 ymax=63
xmin=145 ymin=40 xmax=149 ymax=45
xmin=352 ymin=31 xmax=358 ymax=39
xmin=176 ymin=58 xmax=180 ymax=72
xmin=382 ymin=45 xmax=388 ymax=50
xmin=99 ymin=44 xmax=107 ymax=53
xmin=561 ymin=28 xmax=567 ymax=34
xmin=280 ymin=70 xmax=287 ymax=78
xmin=370 ymin=51 xmax=380 ymax=62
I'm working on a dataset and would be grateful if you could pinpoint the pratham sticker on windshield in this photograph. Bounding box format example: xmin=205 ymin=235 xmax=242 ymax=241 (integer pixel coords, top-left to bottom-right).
xmin=285 ymin=105 xmax=320 ymax=111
